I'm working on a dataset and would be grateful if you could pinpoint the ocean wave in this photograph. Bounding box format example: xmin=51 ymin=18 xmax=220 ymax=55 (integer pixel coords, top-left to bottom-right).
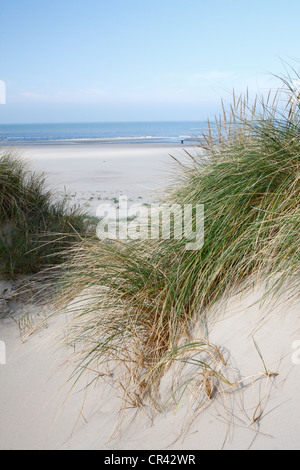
xmin=0 ymin=122 xmax=206 ymax=145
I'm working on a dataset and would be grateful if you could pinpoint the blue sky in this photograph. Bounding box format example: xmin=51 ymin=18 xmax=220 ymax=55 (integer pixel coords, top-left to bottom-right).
xmin=1 ymin=0 xmax=300 ymax=123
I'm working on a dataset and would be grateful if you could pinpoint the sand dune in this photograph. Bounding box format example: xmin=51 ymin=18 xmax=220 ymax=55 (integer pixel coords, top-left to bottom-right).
xmin=0 ymin=278 xmax=299 ymax=450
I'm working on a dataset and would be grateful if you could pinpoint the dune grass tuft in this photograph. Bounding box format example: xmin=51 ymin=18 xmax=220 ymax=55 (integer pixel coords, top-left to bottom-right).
xmin=0 ymin=151 xmax=89 ymax=277
xmin=59 ymin=73 xmax=300 ymax=404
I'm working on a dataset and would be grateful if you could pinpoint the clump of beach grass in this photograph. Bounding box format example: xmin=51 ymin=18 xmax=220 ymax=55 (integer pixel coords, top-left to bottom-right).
xmin=0 ymin=150 xmax=89 ymax=277
xmin=59 ymin=72 xmax=300 ymax=406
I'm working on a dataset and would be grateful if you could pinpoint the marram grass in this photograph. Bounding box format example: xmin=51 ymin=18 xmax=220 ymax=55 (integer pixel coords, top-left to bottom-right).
xmin=59 ymin=76 xmax=300 ymax=404
xmin=0 ymin=151 xmax=89 ymax=276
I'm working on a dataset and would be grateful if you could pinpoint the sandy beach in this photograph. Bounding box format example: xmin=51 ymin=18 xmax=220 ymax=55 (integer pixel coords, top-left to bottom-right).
xmin=2 ymin=0 xmax=300 ymax=454
xmin=16 ymin=143 xmax=197 ymax=214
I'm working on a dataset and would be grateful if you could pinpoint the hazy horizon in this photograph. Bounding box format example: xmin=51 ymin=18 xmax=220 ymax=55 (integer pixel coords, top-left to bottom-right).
xmin=1 ymin=119 xmax=206 ymax=125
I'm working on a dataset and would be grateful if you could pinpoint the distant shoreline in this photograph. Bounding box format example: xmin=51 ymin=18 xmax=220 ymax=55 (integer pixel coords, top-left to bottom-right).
xmin=2 ymin=141 xmax=198 ymax=151
xmin=1 ymin=138 xmax=199 ymax=146
xmin=0 ymin=121 xmax=208 ymax=147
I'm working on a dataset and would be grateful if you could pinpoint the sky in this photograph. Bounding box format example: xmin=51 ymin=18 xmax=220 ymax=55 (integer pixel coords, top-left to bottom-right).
xmin=1 ymin=0 xmax=300 ymax=124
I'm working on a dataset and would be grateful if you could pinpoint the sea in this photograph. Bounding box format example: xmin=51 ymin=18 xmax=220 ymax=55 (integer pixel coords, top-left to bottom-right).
xmin=0 ymin=121 xmax=209 ymax=145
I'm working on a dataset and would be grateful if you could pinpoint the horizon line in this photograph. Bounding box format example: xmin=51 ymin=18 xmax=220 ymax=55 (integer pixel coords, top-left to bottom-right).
xmin=0 ymin=119 xmax=209 ymax=126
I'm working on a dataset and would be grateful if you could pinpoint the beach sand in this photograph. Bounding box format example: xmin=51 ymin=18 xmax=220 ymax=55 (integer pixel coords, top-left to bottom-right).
xmin=16 ymin=143 xmax=197 ymax=214
xmin=0 ymin=143 xmax=299 ymax=450
xmin=0 ymin=279 xmax=299 ymax=450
